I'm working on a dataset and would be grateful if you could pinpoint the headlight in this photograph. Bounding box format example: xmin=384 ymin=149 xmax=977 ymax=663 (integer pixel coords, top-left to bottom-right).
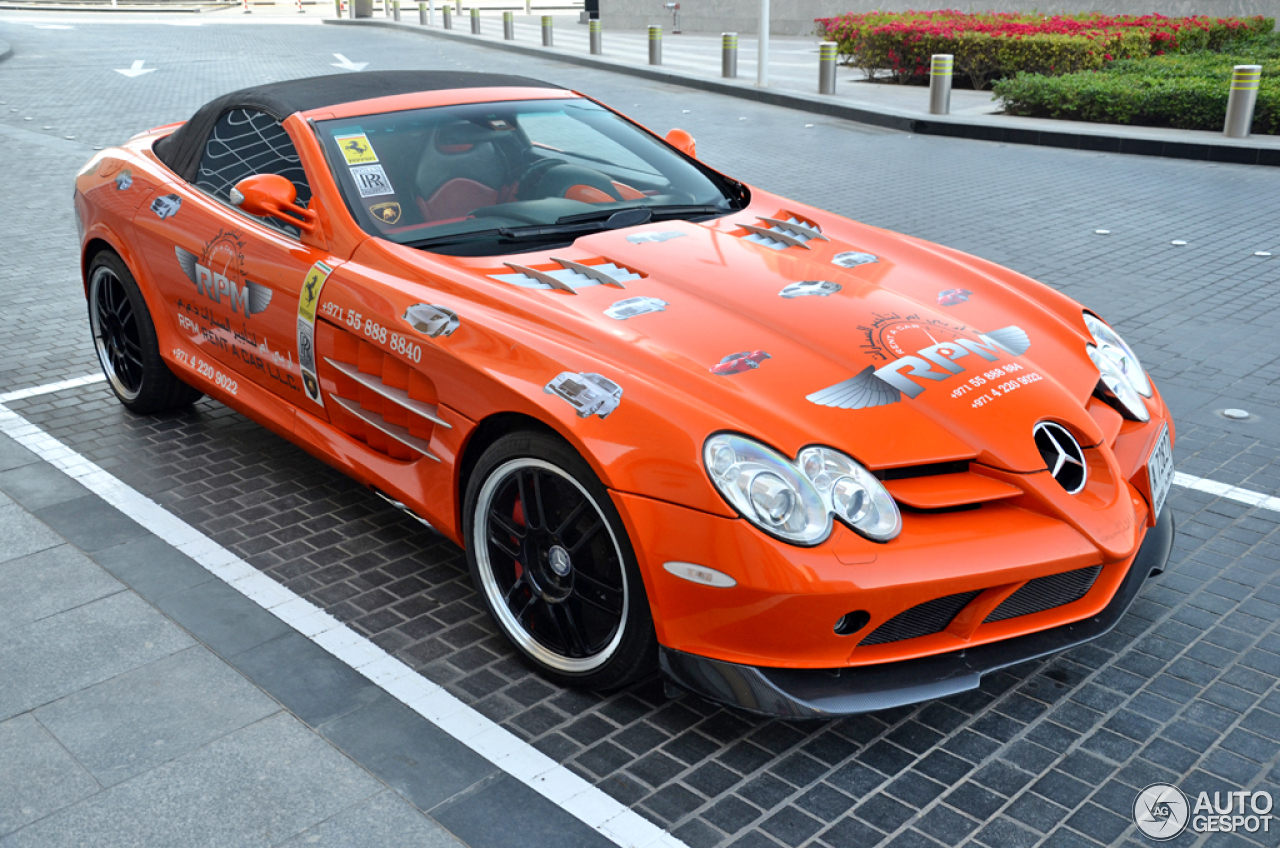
xmin=1084 ymin=313 xmax=1150 ymax=422
xmin=703 ymin=434 xmax=901 ymax=545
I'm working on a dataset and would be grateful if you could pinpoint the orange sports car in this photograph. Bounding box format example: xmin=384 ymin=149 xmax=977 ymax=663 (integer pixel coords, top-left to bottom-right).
xmin=74 ymin=72 xmax=1175 ymax=717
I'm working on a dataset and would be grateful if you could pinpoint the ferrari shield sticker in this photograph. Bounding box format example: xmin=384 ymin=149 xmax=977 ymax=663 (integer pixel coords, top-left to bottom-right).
xmin=351 ymin=164 xmax=394 ymax=198
xmin=369 ymin=202 xmax=401 ymax=225
xmin=296 ymin=261 xmax=333 ymax=407
xmin=335 ymin=132 xmax=378 ymax=165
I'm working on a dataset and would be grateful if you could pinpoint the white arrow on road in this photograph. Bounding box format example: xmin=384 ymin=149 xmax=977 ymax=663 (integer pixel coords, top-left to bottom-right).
xmin=331 ymin=53 xmax=368 ymax=72
xmin=115 ymin=60 xmax=156 ymax=78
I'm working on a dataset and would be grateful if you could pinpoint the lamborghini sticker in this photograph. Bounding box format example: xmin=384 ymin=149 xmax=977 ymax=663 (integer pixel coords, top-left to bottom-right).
xmin=369 ymin=201 xmax=401 ymax=225
xmin=297 ymin=260 xmax=334 ymax=407
xmin=351 ymin=164 xmax=394 ymax=198
xmin=335 ymin=132 xmax=378 ymax=165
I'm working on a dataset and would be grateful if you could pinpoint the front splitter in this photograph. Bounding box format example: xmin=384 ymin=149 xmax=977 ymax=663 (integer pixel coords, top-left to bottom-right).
xmin=660 ymin=506 xmax=1176 ymax=719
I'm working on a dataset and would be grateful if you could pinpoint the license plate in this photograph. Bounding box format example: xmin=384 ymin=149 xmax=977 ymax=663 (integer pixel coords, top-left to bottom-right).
xmin=1147 ymin=424 xmax=1174 ymax=520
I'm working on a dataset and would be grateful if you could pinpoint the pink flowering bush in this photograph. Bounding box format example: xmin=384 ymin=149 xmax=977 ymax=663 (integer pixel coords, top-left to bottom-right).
xmin=814 ymin=11 xmax=1274 ymax=88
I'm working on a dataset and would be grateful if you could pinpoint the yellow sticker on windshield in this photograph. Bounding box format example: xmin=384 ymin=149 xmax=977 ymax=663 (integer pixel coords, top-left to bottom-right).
xmin=335 ymin=132 xmax=378 ymax=165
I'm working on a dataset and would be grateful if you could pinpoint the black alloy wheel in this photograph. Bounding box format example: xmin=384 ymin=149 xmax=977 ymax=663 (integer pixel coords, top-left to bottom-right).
xmin=465 ymin=432 xmax=656 ymax=689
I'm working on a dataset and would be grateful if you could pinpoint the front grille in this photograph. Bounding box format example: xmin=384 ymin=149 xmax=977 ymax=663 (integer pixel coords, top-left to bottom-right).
xmin=984 ymin=566 xmax=1102 ymax=623
xmin=860 ymin=591 xmax=981 ymax=646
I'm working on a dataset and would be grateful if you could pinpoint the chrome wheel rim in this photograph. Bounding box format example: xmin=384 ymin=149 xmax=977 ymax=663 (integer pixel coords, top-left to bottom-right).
xmin=88 ymin=266 xmax=143 ymax=402
xmin=474 ymin=457 xmax=628 ymax=673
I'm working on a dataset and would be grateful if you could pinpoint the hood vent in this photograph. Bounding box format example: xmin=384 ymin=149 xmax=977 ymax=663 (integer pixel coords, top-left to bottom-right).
xmin=491 ymin=258 xmax=643 ymax=294
xmin=739 ymin=215 xmax=829 ymax=251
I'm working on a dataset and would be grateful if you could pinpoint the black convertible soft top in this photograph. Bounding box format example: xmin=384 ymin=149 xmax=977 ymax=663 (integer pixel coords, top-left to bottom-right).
xmin=153 ymin=71 xmax=561 ymax=183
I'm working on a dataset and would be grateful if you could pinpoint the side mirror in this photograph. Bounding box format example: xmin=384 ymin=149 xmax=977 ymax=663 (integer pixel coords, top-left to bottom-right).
xmin=665 ymin=128 xmax=696 ymax=159
xmin=230 ymin=174 xmax=318 ymax=234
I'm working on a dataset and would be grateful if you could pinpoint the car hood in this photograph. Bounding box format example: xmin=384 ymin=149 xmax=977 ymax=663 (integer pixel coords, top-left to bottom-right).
xmin=416 ymin=199 xmax=1106 ymax=475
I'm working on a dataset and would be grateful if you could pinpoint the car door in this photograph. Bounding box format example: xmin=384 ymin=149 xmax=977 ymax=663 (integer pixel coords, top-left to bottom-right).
xmin=132 ymin=107 xmax=340 ymax=413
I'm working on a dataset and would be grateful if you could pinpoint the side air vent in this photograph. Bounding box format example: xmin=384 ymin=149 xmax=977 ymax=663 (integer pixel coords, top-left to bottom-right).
xmin=739 ymin=214 xmax=829 ymax=251
xmin=319 ymin=323 xmax=445 ymax=463
xmin=859 ymin=591 xmax=981 ymax=646
xmin=984 ymin=566 xmax=1102 ymax=623
xmin=491 ymin=257 xmax=643 ymax=293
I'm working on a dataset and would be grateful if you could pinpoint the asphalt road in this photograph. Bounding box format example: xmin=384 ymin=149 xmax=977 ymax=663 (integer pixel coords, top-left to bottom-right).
xmin=2 ymin=13 xmax=1280 ymax=848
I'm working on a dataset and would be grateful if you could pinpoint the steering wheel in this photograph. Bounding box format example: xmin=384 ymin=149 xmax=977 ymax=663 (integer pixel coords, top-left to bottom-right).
xmin=510 ymin=157 xmax=566 ymax=201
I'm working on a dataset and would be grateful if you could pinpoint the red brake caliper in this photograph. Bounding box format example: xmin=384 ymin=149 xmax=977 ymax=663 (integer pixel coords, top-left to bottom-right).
xmin=511 ymin=499 xmax=525 ymax=580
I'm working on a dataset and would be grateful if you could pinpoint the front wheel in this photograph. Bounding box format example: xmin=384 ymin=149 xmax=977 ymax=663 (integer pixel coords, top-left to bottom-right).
xmin=87 ymin=252 xmax=202 ymax=414
xmin=464 ymin=431 xmax=657 ymax=689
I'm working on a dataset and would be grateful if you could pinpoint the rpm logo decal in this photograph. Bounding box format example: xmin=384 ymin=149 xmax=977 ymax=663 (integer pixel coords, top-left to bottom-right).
xmin=174 ymin=231 xmax=273 ymax=319
xmin=296 ymin=261 xmax=333 ymax=407
xmin=807 ymin=315 xmax=1032 ymax=409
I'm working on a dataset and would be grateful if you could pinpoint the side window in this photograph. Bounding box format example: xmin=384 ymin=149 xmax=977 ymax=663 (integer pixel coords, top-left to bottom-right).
xmin=196 ymin=108 xmax=311 ymax=233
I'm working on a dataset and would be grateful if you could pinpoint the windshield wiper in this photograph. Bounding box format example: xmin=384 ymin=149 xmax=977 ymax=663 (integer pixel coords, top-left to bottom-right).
xmin=646 ymin=204 xmax=733 ymax=221
xmin=407 ymin=210 xmax=649 ymax=250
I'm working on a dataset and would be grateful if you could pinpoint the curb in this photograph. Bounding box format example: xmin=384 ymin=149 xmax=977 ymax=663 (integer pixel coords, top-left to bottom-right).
xmin=327 ymin=17 xmax=1280 ymax=168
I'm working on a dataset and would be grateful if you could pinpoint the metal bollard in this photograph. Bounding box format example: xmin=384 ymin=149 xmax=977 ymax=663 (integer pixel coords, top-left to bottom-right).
xmin=542 ymin=14 xmax=553 ymax=46
xmin=929 ymin=53 xmax=953 ymax=115
xmin=589 ymin=18 xmax=602 ymax=54
xmin=393 ymin=0 xmax=400 ymax=20
xmin=418 ymin=0 xmax=425 ymax=23
xmin=503 ymin=10 xmax=514 ymax=39
xmin=818 ymin=41 xmax=837 ymax=95
xmin=1225 ymin=64 xmax=1262 ymax=138
xmin=470 ymin=7 xmax=479 ymax=33
xmin=722 ymin=32 xmax=737 ymax=78
xmin=649 ymin=25 xmax=662 ymax=65
xmin=334 ymin=0 xmax=341 ymax=16
xmin=442 ymin=4 xmax=450 ymax=27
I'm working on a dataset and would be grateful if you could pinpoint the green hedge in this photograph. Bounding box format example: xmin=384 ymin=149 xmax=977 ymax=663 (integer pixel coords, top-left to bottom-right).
xmin=993 ymin=37 xmax=1280 ymax=133
xmin=815 ymin=12 xmax=1275 ymax=88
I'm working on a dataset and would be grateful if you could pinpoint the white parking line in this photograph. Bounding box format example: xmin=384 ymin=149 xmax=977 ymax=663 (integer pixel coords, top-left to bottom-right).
xmin=1173 ymin=471 xmax=1280 ymax=513
xmin=0 ymin=389 xmax=686 ymax=848
xmin=0 ymin=373 xmax=104 ymax=403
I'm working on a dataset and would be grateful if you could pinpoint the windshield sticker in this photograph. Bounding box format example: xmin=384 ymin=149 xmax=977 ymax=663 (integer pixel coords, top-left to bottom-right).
xmin=780 ymin=280 xmax=841 ymax=299
xmin=335 ymin=132 xmax=378 ymax=165
xmin=151 ymin=194 xmax=182 ymax=219
xmin=832 ymin=251 xmax=877 ymax=268
xmin=604 ymin=296 xmax=668 ymax=320
xmin=351 ymin=164 xmax=394 ymax=198
xmin=297 ymin=261 xmax=334 ymax=407
xmin=712 ymin=351 xmax=771 ymax=376
xmin=114 ymin=170 xmax=133 ymax=191
xmin=403 ymin=303 xmax=459 ymax=338
xmin=626 ymin=231 xmax=685 ymax=244
xmin=545 ymin=372 xmax=622 ymax=419
xmin=369 ymin=201 xmax=401 ymax=225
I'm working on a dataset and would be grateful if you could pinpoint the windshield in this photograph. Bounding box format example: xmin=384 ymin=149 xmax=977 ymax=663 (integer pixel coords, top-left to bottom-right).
xmin=316 ymin=98 xmax=744 ymax=255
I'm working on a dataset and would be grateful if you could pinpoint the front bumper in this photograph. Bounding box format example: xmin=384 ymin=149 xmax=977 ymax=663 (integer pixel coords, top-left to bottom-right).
xmin=660 ymin=505 xmax=1175 ymax=718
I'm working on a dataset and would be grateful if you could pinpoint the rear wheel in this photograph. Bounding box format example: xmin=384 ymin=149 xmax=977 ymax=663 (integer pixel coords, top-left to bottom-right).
xmin=88 ymin=252 xmax=202 ymax=414
xmin=464 ymin=431 xmax=657 ymax=689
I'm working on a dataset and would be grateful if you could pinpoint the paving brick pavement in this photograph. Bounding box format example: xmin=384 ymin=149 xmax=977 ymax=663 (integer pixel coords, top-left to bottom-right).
xmin=2 ymin=14 xmax=1280 ymax=848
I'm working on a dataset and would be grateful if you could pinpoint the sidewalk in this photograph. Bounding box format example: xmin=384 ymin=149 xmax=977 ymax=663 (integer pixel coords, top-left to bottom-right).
xmin=0 ymin=421 xmax=615 ymax=848
xmin=330 ymin=11 xmax=1280 ymax=167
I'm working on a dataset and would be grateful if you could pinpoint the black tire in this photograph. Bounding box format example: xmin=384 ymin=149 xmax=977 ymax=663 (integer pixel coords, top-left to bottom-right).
xmin=464 ymin=431 xmax=657 ymax=690
xmin=87 ymin=251 xmax=202 ymax=414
